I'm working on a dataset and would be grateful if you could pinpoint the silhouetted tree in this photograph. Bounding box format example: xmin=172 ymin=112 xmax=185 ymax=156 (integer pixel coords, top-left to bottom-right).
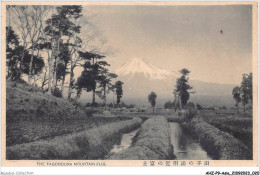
xmin=232 ymin=86 xmax=241 ymax=114
xmin=174 ymin=68 xmax=192 ymax=110
xmin=55 ymin=43 xmax=71 ymax=95
xmin=115 ymin=81 xmax=124 ymax=105
xmin=76 ymin=60 xmax=96 ymax=104
xmin=6 ymin=26 xmax=22 ymax=80
xmin=45 ymin=5 xmax=82 ymax=93
xmin=77 ymin=51 xmax=107 ymax=107
xmin=247 ymin=73 xmax=253 ymax=104
xmin=148 ymin=91 xmax=157 ymax=113
xmin=96 ymin=68 xmax=117 ymax=110
xmin=240 ymin=73 xmax=252 ymax=114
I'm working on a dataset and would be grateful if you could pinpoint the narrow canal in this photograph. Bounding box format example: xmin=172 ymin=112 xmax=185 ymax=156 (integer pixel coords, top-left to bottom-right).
xmin=169 ymin=122 xmax=212 ymax=160
xmin=108 ymin=128 xmax=139 ymax=154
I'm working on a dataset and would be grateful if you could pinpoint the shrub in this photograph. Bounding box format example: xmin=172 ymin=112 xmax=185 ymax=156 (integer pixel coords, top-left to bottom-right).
xmin=184 ymin=108 xmax=197 ymax=120
xmin=196 ymin=103 xmax=203 ymax=110
xmin=85 ymin=103 xmax=92 ymax=107
xmin=108 ymin=103 xmax=114 ymax=108
xmin=85 ymin=109 xmax=99 ymax=117
xmin=128 ymin=104 xmax=135 ymax=108
xmin=114 ymin=102 xmax=136 ymax=109
xmin=164 ymin=101 xmax=174 ymax=109
xmin=52 ymin=88 xmax=62 ymax=98
xmin=85 ymin=102 xmax=101 ymax=108
xmin=92 ymin=102 xmax=99 ymax=107
xmin=71 ymin=99 xmax=84 ymax=110
xmin=186 ymin=102 xmax=195 ymax=109
xmin=220 ymin=106 xmax=227 ymax=110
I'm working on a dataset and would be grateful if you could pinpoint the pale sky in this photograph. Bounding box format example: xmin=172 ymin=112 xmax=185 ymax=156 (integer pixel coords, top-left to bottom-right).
xmin=81 ymin=5 xmax=252 ymax=85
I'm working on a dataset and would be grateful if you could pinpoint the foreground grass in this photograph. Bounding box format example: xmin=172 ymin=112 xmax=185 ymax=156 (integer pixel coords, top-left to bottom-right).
xmin=182 ymin=117 xmax=251 ymax=160
xmin=7 ymin=118 xmax=142 ymax=160
xmin=109 ymin=116 xmax=173 ymax=160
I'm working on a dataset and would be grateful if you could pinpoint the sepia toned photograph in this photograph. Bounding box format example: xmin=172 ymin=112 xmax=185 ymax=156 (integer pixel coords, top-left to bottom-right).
xmin=1 ymin=1 xmax=258 ymax=168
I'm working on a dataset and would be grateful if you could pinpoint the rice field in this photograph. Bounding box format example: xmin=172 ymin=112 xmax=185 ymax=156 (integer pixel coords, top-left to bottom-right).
xmin=6 ymin=80 xmax=253 ymax=160
xmin=181 ymin=117 xmax=252 ymax=160
xmin=199 ymin=109 xmax=253 ymax=153
xmin=6 ymin=117 xmax=142 ymax=160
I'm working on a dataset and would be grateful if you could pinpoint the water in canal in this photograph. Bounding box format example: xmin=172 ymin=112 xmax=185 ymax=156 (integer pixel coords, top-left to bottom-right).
xmin=109 ymin=128 xmax=139 ymax=154
xmin=169 ymin=122 xmax=212 ymax=160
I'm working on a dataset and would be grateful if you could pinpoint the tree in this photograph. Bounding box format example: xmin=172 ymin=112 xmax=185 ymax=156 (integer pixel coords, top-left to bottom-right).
xmin=21 ymin=51 xmax=45 ymax=76
xmin=174 ymin=68 xmax=192 ymax=110
xmin=67 ymin=49 xmax=82 ymax=100
xmin=114 ymin=81 xmax=124 ymax=105
xmin=10 ymin=6 xmax=49 ymax=84
xmin=232 ymin=86 xmax=241 ymax=114
xmin=6 ymin=26 xmax=45 ymax=81
xmin=44 ymin=5 xmax=82 ymax=94
xmin=148 ymin=91 xmax=157 ymax=113
xmin=58 ymin=6 xmax=82 ymax=96
xmin=76 ymin=51 xmax=107 ymax=108
xmin=96 ymin=68 xmax=117 ymax=110
xmin=247 ymin=73 xmax=253 ymax=104
xmin=39 ymin=66 xmax=49 ymax=89
xmin=55 ymin=43 xmax=71 ymax=95
xmin=76 ymin=60 xmax=96 ymax=104
xmin=6 ymin=26 xmax=22 ymax=80
xmin=172 ymin=89 xmax=178 ymax=112
xmin=240 ymin=73 xmax=252 ymax=114
xmin=232 ymin=73 xmax=253 ymax=114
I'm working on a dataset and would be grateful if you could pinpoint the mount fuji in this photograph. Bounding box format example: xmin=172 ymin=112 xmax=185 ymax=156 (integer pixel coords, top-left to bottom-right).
xmin=114 ymin=58 xmax=235 ymax=107
xmin=116 ymin=58 xmax=179 ymax=80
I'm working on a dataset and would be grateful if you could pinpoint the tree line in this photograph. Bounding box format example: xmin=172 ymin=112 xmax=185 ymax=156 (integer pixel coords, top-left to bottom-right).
xmin=6 ymin=5 xmax=124 ymax=108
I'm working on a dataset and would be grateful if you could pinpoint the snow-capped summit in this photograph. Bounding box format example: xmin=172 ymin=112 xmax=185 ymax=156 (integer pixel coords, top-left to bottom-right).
xmin=116 ymin=57 xmax=178 ymax=80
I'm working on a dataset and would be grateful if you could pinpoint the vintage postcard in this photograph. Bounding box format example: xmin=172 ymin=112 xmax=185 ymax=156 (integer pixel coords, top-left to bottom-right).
xmin=0 ymin=0 xmax=259 ymax=175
